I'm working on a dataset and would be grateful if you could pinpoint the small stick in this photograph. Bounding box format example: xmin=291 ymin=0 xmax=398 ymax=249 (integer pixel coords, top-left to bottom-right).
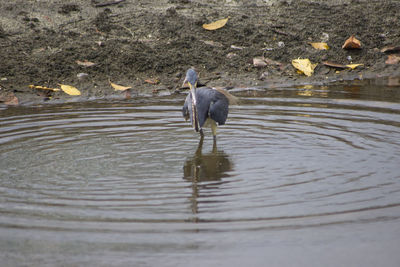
xmin=95 ymin=0 xmax=126 ymax=7
xmin=271 ymin=28 xmax=296 ymax=37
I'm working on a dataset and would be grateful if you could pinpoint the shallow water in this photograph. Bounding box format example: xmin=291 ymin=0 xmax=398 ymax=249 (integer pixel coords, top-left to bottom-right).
xmin=1 ymin=82 xmax=400 ymax=266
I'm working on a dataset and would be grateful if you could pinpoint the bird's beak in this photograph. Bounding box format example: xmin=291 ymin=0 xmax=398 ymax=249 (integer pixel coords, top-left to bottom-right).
xmin=182 ymin=77 xmax=188 ymax=88
xmin=189 ymin=82 xmax=197 ymax=105
xmin=189 ymin=82 xmax=200 ymax=132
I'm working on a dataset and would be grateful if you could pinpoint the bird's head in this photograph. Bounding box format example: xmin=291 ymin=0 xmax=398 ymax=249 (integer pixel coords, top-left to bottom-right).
xmin=184 ymin=68 xmax=198 ymax=104
xmin=184 ymin=68 xmax=201 ymax=132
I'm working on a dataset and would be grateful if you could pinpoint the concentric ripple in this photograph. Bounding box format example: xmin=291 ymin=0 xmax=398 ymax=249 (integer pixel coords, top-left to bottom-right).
xmin=1 ymin=85 xmax=400 ymax=266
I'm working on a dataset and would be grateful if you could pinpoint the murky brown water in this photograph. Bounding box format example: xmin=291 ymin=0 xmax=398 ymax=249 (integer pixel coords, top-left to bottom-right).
xmin=1 ymin=82 xmax=400 ymax=266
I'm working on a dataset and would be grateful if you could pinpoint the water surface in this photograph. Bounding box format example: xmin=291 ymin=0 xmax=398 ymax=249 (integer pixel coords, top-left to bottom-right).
xmin=1 ymin=82 xmax=400 ymax=266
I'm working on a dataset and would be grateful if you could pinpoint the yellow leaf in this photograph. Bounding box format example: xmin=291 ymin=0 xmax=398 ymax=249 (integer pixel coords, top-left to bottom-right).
xmin=59 ymin=84 xmax=81 ymax=96
xmin=109 ymin=80 xmax=131 ymax=91
xmin=29 ymin=85 xmax=60 ymax=91
xmin=346 ymin=64 xmax=363 ymax=69
xmin=291 ymin=58 xmax=317 ymax=77
xmin=202 ymin=18 xmax=229 ymax=31
xmin=309 ymin=42 xmax=329 ymax=50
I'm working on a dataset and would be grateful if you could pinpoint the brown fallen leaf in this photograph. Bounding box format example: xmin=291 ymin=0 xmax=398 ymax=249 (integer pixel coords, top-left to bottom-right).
xmin=342 ymin=35 xmax=362 ymax=49
xmin=323 ymin=61 xmax=363 ymax=70
xmin=76 ymin=60 xmax=96 ymax=67
xmin=109 ymin=80 xmax=132 ymax=91
xmin=322 ymin=61 xmax=347 ymax=69
xmin=309 ymin=42 xmax=329 ymax=50
xmin=385 ymin=54 xmax=400 ymax=65
xmin=0 ymin=91 xmax=19 ymax=105
xmin=202 ymin=17 xmax=229 ymax=31
xmin=380 ymin=46 xmax=400 ymax=53
xmin=144 ymin=78 xmax=159 ymax=85
xmin=253 ymin=57 xmax=267 ymax=67
xmin=253 ymin=57 xmax=282 ymax=68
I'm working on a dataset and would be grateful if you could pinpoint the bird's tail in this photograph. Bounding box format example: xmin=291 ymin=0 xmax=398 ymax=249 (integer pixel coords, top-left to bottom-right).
xmin=214 ymin=87 xmax=239 ymax=105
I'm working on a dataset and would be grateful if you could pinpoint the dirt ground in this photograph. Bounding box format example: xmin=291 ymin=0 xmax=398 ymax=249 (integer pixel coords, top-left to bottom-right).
xmin=1 ymin=0 xmax=400 ymax=105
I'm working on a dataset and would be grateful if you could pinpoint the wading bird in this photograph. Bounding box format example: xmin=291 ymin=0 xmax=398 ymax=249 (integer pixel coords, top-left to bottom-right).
xmin=182 ymin=68 xmax=237 ymax=141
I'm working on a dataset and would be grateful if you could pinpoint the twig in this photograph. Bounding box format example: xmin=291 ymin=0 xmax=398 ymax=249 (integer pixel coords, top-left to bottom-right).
xmin=271 ymin=28 xmax=296 ymax=37
xmin=120 ymin=25 xmax=135 ymax=38
xmin=0 ymin=82 xmax=8 ymax=90
xmin=95 ymin=0 xmax=126 ymax=7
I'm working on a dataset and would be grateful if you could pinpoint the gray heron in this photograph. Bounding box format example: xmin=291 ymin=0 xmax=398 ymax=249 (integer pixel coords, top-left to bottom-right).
xmin=182 ymin=68 xmax=237 ymax=141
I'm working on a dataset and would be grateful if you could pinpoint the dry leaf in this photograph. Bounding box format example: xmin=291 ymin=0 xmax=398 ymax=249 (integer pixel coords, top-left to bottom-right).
xmin=346 ymin=64 xmax=363 ymax=70
xmin=385 ymin=54 xmax=400 ymax=65
xmin=109 ymin=80 xmax=132 ymax=91
xmin=29 ymin=85 xmax=60 ymax=91
xmin=144 ymin=78 xmax=159 ymax=85
xmin=291 ymin=58 xmax=317 ymax=77
xmin=0 ymin=91 xmax=18 ymax=105
xmin=202 ymin=17 xmax=229 ymax=31
xmin=253 ymin=57 xmax=267 ymax=67
xmin=59 ymin=84 xmax=81 ymax=96
xmin=76 ymin=60 xmax=96 ymax=67
xmin=322 ymin=61 xmax=347 ymax=69
xmin=342 ymin=35 xmax=362 ymax=49
xmin=310 ymin=42 xmax=329 ymax=50
xmin=381 ymin=46 xmax=400 ymax=53
xmin=253 ymin=57 xmax=282 ymax=68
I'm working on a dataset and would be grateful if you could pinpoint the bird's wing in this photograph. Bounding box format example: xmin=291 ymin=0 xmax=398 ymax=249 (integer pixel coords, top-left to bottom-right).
xmin=209 ymin=91 xmax=229 ymax=125
xmin=195 ymin=88 xmax=229 ymax=126
xmin=184 ymin=88 xmax=230 ymax=128
xmin=214 ymin=87 xmax=239 ymax=105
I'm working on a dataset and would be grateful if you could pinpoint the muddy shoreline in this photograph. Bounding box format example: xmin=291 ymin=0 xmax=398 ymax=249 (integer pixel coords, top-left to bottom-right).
xmin=1 ymin=0 xmax=399 ymax=106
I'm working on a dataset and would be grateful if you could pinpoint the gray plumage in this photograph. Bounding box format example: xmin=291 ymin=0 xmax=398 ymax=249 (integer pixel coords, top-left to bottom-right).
xmin=182 ymin=87 xmax=229 ymax=130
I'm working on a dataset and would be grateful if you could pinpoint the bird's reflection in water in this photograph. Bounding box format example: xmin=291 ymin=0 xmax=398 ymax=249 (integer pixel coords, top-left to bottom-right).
xmin=183 ymin=138 xmax=233 ymax=216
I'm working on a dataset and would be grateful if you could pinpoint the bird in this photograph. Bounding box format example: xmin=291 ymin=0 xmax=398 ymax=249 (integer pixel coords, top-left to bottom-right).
xmin=182 ymin=68 xmax=237 ymax=141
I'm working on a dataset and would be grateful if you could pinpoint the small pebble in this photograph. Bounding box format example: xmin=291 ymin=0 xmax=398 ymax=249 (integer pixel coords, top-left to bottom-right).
xmin=77 ymin=73 xmax=89 ymax=80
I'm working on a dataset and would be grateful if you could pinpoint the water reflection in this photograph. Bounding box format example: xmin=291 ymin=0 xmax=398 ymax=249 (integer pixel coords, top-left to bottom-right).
xmin=183 ymin=138 xmax=233 ymax=215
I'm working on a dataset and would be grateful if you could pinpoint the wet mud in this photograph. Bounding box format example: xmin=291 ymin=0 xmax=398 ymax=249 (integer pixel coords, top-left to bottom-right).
xmin=0 ymin=0 xmax=399 ymax=105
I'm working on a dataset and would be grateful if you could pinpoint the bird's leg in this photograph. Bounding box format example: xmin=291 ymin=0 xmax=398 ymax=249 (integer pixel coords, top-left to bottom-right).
xmin=212 ymin=137 xmax=217 ymax=153
xmin=196 ymin=133 xmax=204 ymax=154
xmin=211 ymin=120 xmax=217 ymax=141
xmin=199 ymin=128 xmax=204 ymax=137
